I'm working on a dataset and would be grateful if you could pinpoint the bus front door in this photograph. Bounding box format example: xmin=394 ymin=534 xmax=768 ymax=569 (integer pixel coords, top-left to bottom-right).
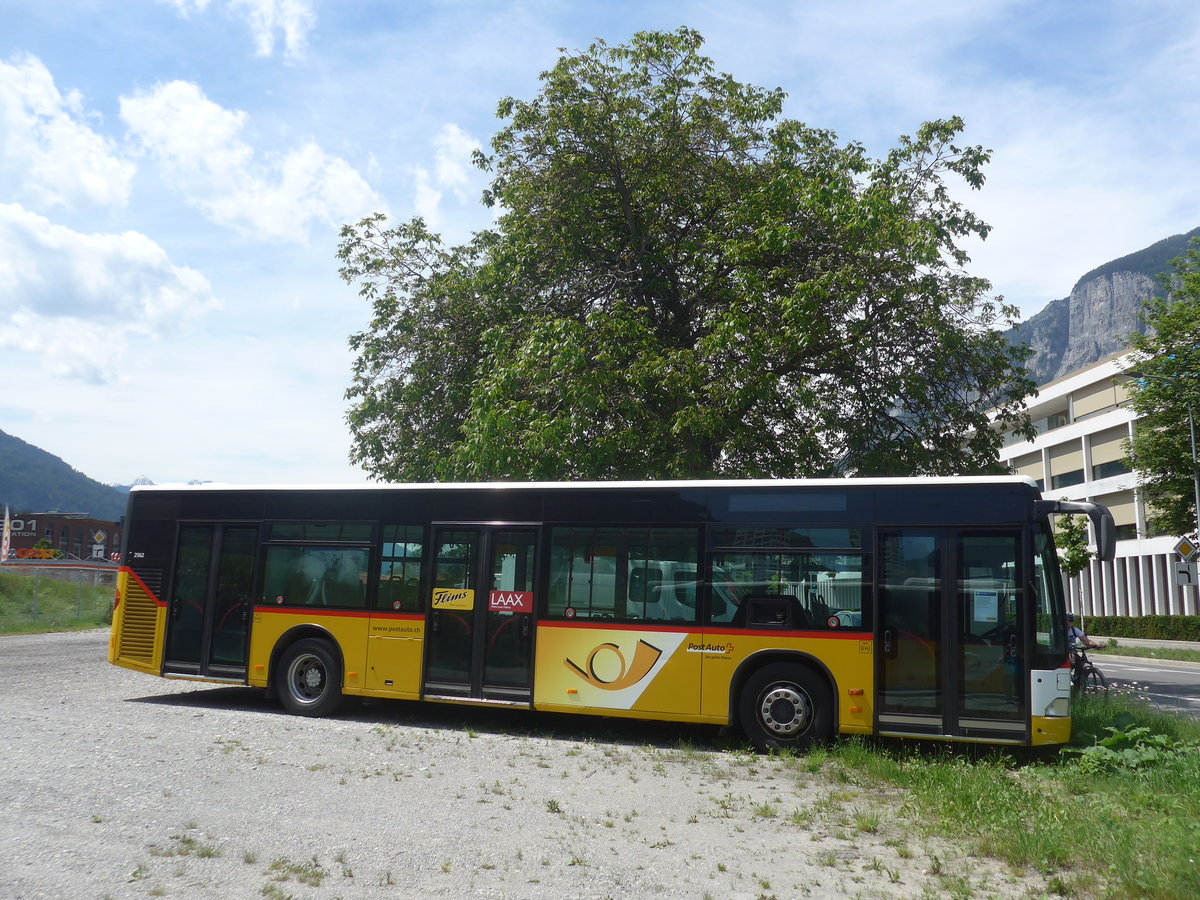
xmin=876 ymin=529 xmax=1028 ymax=742
xmin=163 ymin=524 xmax=258 ymax=680
xmin=423 ymin=526 xmax=537 ymax=702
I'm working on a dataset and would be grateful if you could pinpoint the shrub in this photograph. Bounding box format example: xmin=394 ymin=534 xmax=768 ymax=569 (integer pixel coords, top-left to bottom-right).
xmin=1080 ymin=614 xmax=1200 ymax=642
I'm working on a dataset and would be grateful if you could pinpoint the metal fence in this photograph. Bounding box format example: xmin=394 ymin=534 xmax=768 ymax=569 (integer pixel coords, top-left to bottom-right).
xmin=0 ymin=561 xmax=117 ymax=628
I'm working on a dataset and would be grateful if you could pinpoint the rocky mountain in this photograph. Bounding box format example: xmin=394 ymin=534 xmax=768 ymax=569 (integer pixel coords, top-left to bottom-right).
xmin=1008 ymin=226 xmax=1200 ymax=386
xmin=0 ymin=429 xmax=129 ymax=521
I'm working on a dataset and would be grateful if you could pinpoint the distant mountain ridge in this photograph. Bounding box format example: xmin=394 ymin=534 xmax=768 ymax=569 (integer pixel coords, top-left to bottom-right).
xmin=1008 ymin=226 xmax=1200 ymax=386
xmin=0 ymin=429 xmax=129 ymax=521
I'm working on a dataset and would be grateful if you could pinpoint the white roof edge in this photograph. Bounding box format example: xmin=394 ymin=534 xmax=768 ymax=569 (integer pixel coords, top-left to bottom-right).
xmin=131 ymin=475 xmax=1039 ymax=493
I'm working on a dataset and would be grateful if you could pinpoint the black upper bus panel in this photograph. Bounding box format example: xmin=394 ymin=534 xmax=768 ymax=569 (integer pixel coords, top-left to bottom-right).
xmin=126 ymin=479 xmax=1041 ymax=531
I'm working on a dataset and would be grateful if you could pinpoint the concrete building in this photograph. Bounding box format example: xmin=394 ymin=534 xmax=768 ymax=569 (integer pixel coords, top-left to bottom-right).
xmin=996 ymin=351 xmax=1198 ymax=617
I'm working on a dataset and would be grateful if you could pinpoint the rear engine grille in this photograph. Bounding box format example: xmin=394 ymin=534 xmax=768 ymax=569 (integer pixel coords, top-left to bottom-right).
xmin=118 ymin=569 xmax=162 ymax=666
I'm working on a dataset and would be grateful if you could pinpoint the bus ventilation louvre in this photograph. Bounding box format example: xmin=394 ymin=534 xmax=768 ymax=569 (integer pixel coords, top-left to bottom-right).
xmin=118 ymin=568 xmax=162 ymax=667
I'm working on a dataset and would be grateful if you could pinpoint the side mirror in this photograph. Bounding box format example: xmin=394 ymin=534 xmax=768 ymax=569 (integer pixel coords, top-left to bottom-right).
xmin=1034 ymin=499 xmax=1117 ymax=562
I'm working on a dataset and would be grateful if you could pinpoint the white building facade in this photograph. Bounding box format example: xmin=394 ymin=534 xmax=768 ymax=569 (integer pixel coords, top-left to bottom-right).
xmin=996 ymin=352 xmax=1198 ymax=618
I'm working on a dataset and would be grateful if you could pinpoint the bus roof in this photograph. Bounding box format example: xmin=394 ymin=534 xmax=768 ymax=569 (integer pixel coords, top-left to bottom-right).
xmin=130 ymin=475 xmax=1041 ymax=493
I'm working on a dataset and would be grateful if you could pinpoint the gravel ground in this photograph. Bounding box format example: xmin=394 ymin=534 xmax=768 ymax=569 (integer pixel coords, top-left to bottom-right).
xmin=1 ymin=630 xmax=1057 ymax=900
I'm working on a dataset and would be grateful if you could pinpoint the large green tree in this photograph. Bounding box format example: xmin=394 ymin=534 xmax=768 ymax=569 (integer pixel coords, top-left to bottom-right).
xmin=1125 ymin=239 xmax=1200 ymax=536
xmin=338 ymin=28 xmax=1033 ymax=482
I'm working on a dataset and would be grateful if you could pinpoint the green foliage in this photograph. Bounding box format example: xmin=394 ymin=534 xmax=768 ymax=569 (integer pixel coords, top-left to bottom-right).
xmin=820 ymin=694 xmax=1200 ymax=899
xmin=1124 ymin=238 xmax=1200 ymax=536
xmin=1083 ymin=614 xmax=1200 ymax=642
xmin=1068 ymin=723 xmax=1198 ymax=775
xmin=1056 ymin=514 xmax=1092 ymax=578
xmin=338 ymin=28 xmax=1034 ymax=482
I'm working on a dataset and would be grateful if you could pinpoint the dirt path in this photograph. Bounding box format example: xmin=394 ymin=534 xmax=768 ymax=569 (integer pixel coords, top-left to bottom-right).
xmin=0 ymin=630 xmax=1052 ymax=898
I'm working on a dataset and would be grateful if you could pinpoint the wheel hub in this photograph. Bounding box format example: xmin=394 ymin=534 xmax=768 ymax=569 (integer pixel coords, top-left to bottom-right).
xmin=759 ymin=684 xmax=812 ymax=736
xmin=303 ymin=665 xmax=323 ymax=690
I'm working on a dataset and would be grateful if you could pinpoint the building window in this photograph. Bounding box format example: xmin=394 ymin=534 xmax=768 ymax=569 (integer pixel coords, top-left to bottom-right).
xmin=1092 ymin=459 xmax=1131 ymax=480
xmin=1050 ymin=469 xmax=1085 ymax=490
xmin=1114 ymin=523 xmax=1138 ymax=541
xmin=1033 ymin=413 xmax=1069 ymax=435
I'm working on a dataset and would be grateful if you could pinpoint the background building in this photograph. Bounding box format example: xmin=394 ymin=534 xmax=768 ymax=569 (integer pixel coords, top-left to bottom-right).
xmin=2 ymin=511 xmax=123 ymax=562
xmin=997 ymin=352 xmax=1197 ymax=617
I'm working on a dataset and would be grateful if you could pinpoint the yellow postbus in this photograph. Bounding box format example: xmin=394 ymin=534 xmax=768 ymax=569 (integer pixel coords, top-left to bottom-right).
xmin=108 ymin=478 xmax=1113 ymax=750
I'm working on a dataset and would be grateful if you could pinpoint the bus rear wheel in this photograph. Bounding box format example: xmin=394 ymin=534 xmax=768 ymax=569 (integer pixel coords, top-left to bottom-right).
xmin=740 ymin=662 xmax=832 ymax=753
xmin=277 ymin=638 xmax=344 ymax=717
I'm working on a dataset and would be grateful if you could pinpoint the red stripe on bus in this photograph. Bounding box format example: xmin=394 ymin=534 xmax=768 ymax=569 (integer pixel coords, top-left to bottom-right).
xmin=123 ymin=566 xmax=166 ymax=607
xmin=251 ymin=606 xmax=374 ymax=619
xmin=703 ymin=627 xmax=871 ymax=640
xmin=538 ymin=620 xmax=703 ymax=635
xmin=539 ymin=619 xmax=872 ymax=640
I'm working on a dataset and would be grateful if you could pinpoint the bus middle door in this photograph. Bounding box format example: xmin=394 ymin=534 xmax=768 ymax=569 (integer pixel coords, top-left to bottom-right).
xmin=424 ymin=525 xmax=537 ymax=703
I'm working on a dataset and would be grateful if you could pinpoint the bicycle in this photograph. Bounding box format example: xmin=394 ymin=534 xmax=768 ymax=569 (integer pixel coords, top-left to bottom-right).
xmin=1070 ymin=645 xmax=1107 ymax=693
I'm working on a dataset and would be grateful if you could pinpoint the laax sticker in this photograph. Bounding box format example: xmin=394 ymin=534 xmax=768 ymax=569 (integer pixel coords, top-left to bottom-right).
xmin=489 ymin=590 xmax=533 ymax=613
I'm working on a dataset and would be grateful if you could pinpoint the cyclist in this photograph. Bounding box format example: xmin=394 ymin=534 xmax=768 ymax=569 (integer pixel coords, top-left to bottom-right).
xmin=1066 ymin=613 xmax=1102 ymax=651
xmin=1067 ymin=613 xmax=1105 ymax=691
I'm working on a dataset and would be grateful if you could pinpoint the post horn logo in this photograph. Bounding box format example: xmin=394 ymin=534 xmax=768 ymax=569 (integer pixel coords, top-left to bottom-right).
xmin=564 ymin=639 xmax=663 ymax=691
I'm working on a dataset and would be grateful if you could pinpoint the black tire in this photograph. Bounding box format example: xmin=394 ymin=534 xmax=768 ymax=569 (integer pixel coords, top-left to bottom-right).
xmin=276 ymin=638 xmax=344 ymax=717
xmin=1083 ymin=664 xmax=1107 ymax=693
xmin=739 ymin=662 xmax=833 ymax=753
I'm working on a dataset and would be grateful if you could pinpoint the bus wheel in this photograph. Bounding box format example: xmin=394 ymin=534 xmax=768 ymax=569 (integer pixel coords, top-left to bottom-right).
xmin=740 ymin=663 xmax=832 ymax=753
xmin=277 ymin=638 xmax=344 ymax=717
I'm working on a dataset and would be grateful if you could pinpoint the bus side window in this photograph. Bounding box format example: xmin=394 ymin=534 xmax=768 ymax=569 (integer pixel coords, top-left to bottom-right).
xmin=262 ymin=546 xmax=370 ymax=610
xmin=547 ymin=526 xmax=699 ymax=623
xmin=378 ymin=526 xmax=424 ymax=612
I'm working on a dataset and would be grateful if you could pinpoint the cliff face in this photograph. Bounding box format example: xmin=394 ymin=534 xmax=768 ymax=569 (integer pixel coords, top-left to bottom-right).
xmin=1009 ymin=226 xmax=1199 ymax=386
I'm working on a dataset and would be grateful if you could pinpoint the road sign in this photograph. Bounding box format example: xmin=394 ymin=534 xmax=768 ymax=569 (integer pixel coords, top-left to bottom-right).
xmin=1174 ymin=561 xmax=1198 ymax=587
xmin=1174 ymin=536 xmax=1199 ymax=562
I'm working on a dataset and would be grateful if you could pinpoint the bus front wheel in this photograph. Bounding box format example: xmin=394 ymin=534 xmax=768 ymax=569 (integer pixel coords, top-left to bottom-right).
xmin=740 ymin=662 xmax=832 ymax=753
xmin=276 ymin=638 xmax=344 ymax=717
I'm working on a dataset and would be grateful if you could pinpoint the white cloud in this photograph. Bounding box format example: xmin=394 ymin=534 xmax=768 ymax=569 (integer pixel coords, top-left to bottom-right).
xmin=231 ymin=0 xmax=316 ymax=60
xmin=159 ymin=0 xmax=215 ymax=13
xmin=120 ymin=80 xmax=382 ymax=242
xmin=161 ymin=0 xmax=315 ymax=60
xmin=410 ymin=123 xmax=485 ymax=230
xmin=0 ymin=54 xmax=135 ymax=209
xmin=0 ymin=203 xmax=218 ymax=383
xmin=434 ymin=124 xmax=482 ymax=199
xmin=412 ymin=169 xmax=442 ymax=227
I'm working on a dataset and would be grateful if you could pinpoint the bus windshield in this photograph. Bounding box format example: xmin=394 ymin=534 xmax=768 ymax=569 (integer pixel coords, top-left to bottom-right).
xmin=1032 ymin=525 xmax=1068 ymax=668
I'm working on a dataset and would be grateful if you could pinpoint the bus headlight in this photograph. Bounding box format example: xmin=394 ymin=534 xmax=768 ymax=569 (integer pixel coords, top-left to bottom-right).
xmin=1044 ymin=697 xmax=1070 ymax=717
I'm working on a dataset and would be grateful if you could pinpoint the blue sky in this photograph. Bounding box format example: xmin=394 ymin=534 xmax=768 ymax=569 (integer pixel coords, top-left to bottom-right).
xmin=2 ymin=0 xmax=1198 ymax=487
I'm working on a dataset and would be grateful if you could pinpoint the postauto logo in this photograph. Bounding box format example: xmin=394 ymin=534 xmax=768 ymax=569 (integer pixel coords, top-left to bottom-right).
xmin=563 ymin=639 xmax=663 ymax=691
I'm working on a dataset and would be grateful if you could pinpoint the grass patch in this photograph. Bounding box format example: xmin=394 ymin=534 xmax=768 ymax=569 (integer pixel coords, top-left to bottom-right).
xmin=1094 ymin=642 xmax=1200 ymax=665
xmin=0 ymin=569 xmax=113 ymax=634
xmin=265 ymin=856 xmax=327 ymax=887
xmin=820 ymin=694 xmax=1200 ymax=899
